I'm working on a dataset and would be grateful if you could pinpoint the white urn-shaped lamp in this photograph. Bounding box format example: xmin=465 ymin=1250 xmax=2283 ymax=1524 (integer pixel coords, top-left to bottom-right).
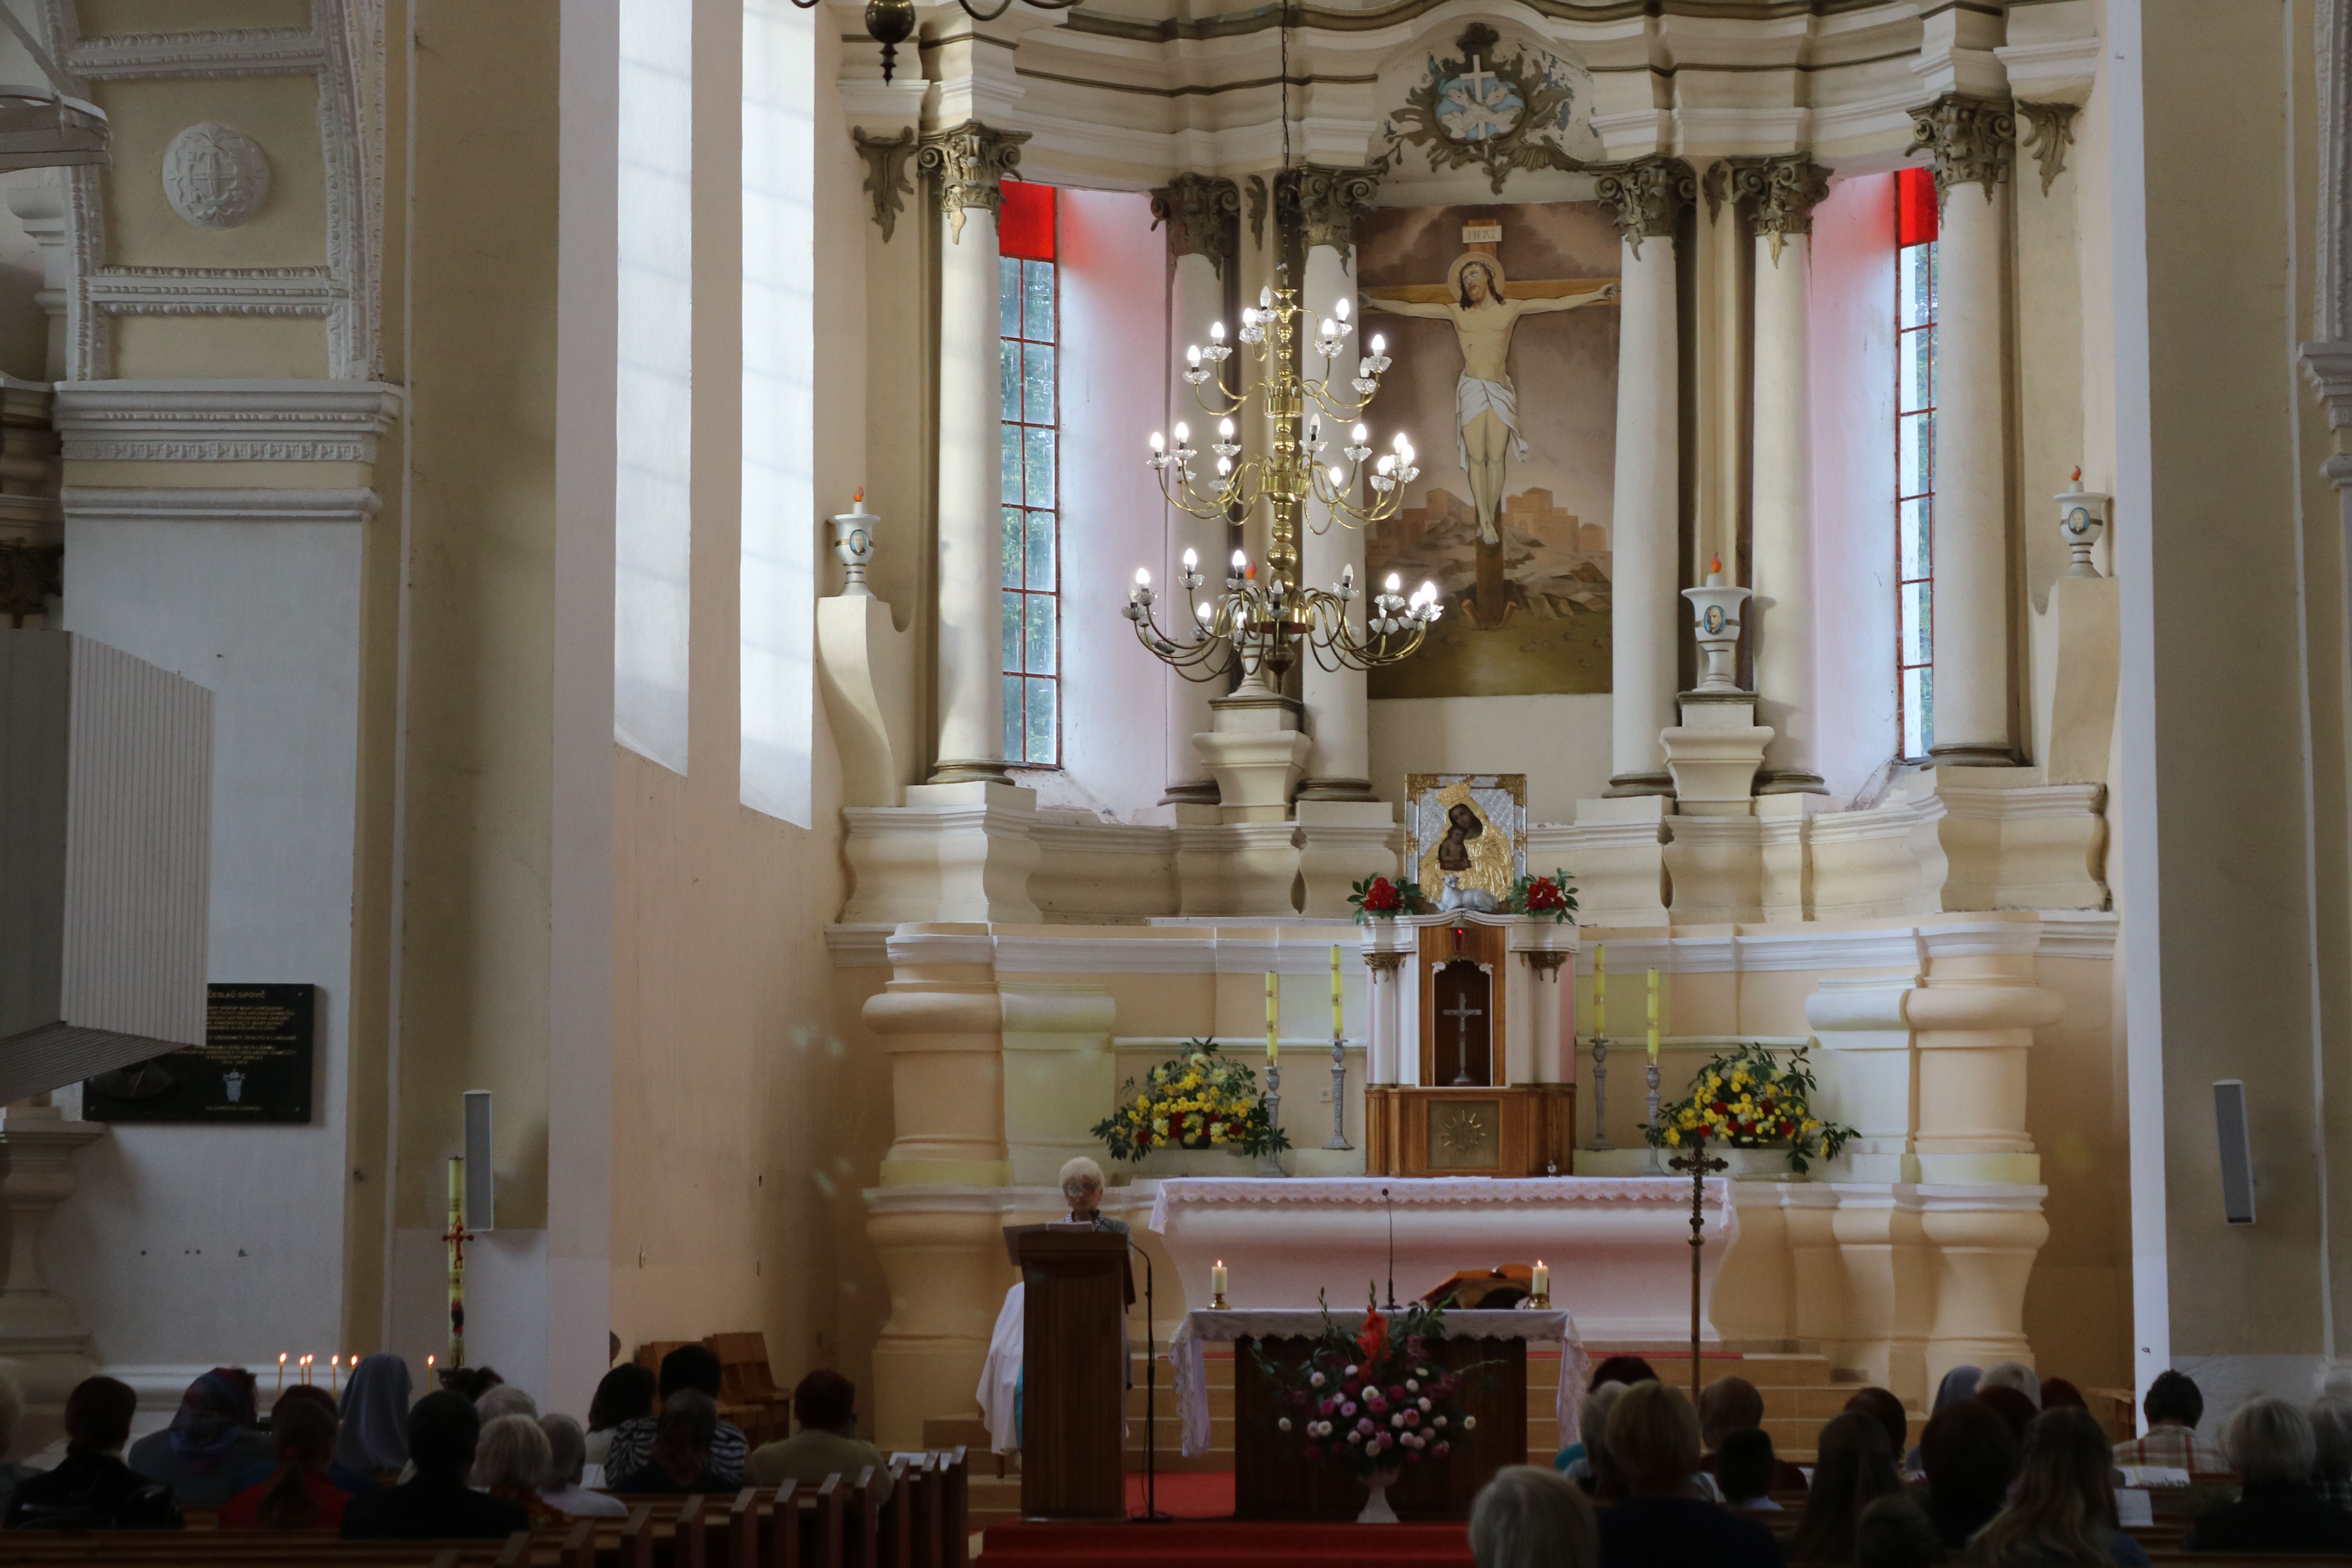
xmin=2055 ymin=465 xmax=2108 ymax=578
xmin=831 ymin=490 xmax=879 ymax=596
xmin=1681 ymin=555 xmax=1751 ymax=694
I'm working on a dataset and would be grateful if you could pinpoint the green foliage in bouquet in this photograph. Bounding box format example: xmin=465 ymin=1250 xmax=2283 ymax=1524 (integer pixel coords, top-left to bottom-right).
xmin=1090 ymin=1039 xmax=1290 ymax=1162
xmin=1641 ymin=1041 xmax=1855 ymax=1174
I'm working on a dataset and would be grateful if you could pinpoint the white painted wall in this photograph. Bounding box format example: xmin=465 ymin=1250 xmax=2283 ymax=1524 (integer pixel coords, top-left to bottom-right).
xmin=1369 ymin=693 xmax=1613 ymax=824
xmin=51 ymin=519 xmax=361 ymax=1367
xmin=1057 ymin=188 xmax=1170 ymax=821
xmin=1807 ymin=174 xmax=1899 ymax=806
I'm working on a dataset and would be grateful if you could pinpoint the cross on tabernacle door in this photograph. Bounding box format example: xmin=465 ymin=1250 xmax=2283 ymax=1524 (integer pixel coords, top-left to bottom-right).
xmin=1443 ymin=993 xmax=1485 ymax=1085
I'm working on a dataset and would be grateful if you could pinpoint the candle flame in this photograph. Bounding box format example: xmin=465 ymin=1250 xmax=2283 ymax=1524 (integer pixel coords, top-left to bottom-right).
xmin=2070 ymin=466 xmax=2082 ymax=484
xmin=854 ymin=486 xmax=865 ymax=503
xmin=1709 ymin=554 xmax=1722 ymax=574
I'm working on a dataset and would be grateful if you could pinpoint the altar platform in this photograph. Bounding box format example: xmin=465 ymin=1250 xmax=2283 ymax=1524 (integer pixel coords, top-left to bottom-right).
xmin=1147 ymin=1174 xmax=1733 ymax=1346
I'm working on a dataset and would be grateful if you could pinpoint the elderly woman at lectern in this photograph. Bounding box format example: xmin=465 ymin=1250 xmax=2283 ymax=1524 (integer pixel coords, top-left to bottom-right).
xmin=976 ymin=1158 xmax=1131 ymax=1453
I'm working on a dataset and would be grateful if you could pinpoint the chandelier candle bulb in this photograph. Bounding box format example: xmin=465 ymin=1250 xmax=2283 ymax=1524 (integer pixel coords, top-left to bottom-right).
xmin=1210 ymin=320 xmax=1226 ymax=341
xmin=1336 ymin=297 xmax=1350 ymax=320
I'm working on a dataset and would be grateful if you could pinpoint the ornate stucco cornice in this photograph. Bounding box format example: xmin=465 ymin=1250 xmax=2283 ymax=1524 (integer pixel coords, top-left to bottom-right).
xmin=1907 ymin=94 xmax=2016 ymax=205
xmin=1149 ymin=173 xmax=1241 ymax=276
xmin=916 ymin=120 xmax=1030 ymax=245
xmin=1274 ymin=164 xmax=1382 ymax=255
xmin=2014 ymin=102 xmax=2078 ymax=197
xmin=1722 ymin=154 xmax=1832 ymax=264
xmin=1593 ymin=157 xmax=1695 ymax=257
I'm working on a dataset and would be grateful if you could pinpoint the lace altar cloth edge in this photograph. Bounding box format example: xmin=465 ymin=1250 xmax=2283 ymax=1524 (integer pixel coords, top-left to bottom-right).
xmin=1147 ymin=1175 xmax=1739 ymax=1236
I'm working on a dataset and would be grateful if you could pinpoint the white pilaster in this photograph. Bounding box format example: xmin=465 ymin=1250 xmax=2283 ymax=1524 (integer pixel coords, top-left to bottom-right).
xmin=1915 ymin=100 xmax=2017 ymax=765
xmin=1600 ymin=162 xmax=1688 ymax=795
xmin=1750 ymin=229 xmax=1822 ymax=792
xmin=1166 ymin=246 xmax=1226 ymax=800
xmin=922 ymin=123 xmax=1025 ymax=784
xmin=1299 ymin=239 xmax=1372 ymax=798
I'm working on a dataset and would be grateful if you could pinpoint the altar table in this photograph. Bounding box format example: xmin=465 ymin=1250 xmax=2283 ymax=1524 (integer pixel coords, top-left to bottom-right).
xmin=1148 ymin=1175 xmax=1736 ymax=1345
xmin=1169 ymin=1308 xmax=1584 ymax=1521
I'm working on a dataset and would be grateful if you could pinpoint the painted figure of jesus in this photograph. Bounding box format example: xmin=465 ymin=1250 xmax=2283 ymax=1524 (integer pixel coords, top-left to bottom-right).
xmin=1363 ymin=255 xmax=1616 ymax=546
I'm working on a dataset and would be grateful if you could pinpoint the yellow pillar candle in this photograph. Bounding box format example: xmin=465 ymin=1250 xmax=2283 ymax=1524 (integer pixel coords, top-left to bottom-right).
xmin=1266 ymin=971 xmax=1279 ymax=1062
xmin=1593 ymin=943 xmax=1607 ymax=1037
xmin=1647 ymin=967 xmax=1660 ymax=1060
xmin=1330 ymin=944 xmax=1343 ymax=1037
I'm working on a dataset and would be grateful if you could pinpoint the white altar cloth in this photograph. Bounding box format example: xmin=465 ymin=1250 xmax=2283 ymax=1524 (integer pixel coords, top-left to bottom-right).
xmin=1167 ymin=1308 xmax=1586 ymax=1459
xmin=1147 ymin=1176 xmax=1737 ymax=1346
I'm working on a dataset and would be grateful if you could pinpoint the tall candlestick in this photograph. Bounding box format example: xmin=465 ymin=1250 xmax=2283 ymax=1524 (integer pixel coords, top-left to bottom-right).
xmin=1330 ymin=944 xmax=1343 ymax=1038
xmin=1266 ymin=971 xmax=1279 ymax=1062
xmin=276 ymin=1353 xmax=286 ymax=1397
xmin=1593 ymin=943 xmax=1607 ymax=1038
xmin=330 ymin=1355 xmax=340 ymax=1396
xmin=446 ymin=1154 xmax=468 ymax=1369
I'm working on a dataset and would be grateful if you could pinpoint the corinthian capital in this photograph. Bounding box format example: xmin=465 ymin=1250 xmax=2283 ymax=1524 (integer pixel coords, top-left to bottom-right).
xmin=917 ymin=121 xmax=1031 ymax=245
xmin=1595 ymin=157 xmax=1696 ymax=257
xmin=1724 ymin=155 xmax=1833 ymax=265
xmin=1150 ymin=173 xmax=1242 ymax=276
xmin=1274 ymin=164 xmax=1383 ymax=254
xmin=1907 ymin=94 xmax=2016 ymax=205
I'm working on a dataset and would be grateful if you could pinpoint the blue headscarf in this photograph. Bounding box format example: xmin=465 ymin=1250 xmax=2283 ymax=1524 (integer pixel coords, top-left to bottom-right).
xmin=1932 ymin=1365 xmax=1984 ymax=1413
xmin=166 ymin=1369 xmax=258 ymax=1470
xmin=336 ymin=1353 xmax=414 ymax=1473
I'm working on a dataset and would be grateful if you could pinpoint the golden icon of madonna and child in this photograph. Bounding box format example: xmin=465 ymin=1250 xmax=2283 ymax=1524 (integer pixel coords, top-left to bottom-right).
xmin=1406 ymin=774 xmax=1528 ymax=913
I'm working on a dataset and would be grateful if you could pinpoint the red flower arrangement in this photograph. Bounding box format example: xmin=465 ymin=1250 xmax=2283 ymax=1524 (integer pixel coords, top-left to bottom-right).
xmin=1348 ymin=874 xmax=1430 ymax=924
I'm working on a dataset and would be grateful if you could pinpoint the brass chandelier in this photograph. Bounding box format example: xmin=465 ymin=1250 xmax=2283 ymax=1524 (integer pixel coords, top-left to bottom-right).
xmin=1126 ymin=275 xmax=1441 ymax=686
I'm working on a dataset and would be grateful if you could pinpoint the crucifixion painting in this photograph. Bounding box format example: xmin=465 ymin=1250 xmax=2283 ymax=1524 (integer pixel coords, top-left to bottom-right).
xmin=1357 ymin=202 xmax=1623 ymax=698
xmin=1363 ymin=245 xmax=1614 ymax=553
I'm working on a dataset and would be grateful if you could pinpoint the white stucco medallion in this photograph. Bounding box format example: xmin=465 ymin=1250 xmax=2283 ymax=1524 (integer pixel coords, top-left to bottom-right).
xmin=162 ymin=122 xmax=271 ymax=230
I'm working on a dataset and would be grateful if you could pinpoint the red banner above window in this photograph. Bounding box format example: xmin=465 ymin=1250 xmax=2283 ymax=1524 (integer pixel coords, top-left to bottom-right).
xmin=1896 ymin=167 xmax=1937 ymax=248
xmin=999 ymin=180 xmax=1056 ymax=262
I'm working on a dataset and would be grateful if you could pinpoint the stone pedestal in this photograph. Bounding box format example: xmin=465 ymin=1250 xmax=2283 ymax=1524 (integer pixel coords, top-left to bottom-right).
xmin=1195 ymin=684 xmax=1311 ymax=824
xmin=1661 ymin=690 xmax=1773 ymax=813
xmin=863 ymin=935 xmax=1012 ymax=1187
xmin=1294 ymin=800 xmax=1397 ymax=918
xmin=842 ymin=783 xmax=1043 ymax=925
xmin=0 ymin=1107 xmax=104 ymax=1452
xmin=1558 ymin=797 xmax=1671 ymax=927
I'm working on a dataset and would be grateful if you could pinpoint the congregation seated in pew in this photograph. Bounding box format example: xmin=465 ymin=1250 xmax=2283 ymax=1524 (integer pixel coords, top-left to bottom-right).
xmin=609 ymin=1388 xmax=734 ymax=1494
xmin=1785 ymin=1411 xmax=1903 ymax=1564
xmin=1471 ymin=1463 xmax=1599 ymax=1568
xmin=334 ymin=1352 xmax=414 ymax=1487
xmin=339 ymin=1388 xmax=531 ymax=1540
xmin=752 ymin=1369 xmax=893 ymax=1504
xmin=470 ymin=1412 xmax=559 ymax=1523
xmin=1965 ymin=1405 xmax=2148 ymax=1566
xmin=230 ymin=1386 xmax=378 ymax=1499
xmin=1915 ymin=1396 xmax=2019 ymax=1551
xmin=128 ymin=1367 xmax=272 ymax=1508
xmin=584 ymin=1361 xmax=657 ymax=1470
xmin=2183 ymin=1395 xmax=2352 ymax=1555
xmin=217 ymin=1393 xmax=348 ymax=1531
xmin=538 ymin=1412 xmax=627 ymax=1517
xmin=1716 ymin=1428 xmax=1784 ymax=1515
xmin=4 ymin=1376 xmax=179 ymax=1531
xmin=603 ymin=1344 xmax=747 ymax=1485
xmin=1594 ymin=1381 xmax=1780 ymax=1568
xmin=1700 ymin=1375 xmax=1809 ymax=1496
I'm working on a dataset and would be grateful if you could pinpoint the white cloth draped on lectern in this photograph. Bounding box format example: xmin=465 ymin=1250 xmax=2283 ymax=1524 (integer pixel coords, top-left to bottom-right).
xmin=976 ymin=1283 xmax=1024 ymax=1453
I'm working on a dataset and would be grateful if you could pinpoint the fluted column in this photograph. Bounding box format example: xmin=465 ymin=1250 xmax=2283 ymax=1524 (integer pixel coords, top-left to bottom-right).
xmin=1285 ymin=165 xmax=1383 ymax=800
xmin=1151 ymin=174 xmax=1239 ymax=804
xmin=1597 ymin=160 xmax=1693 ymax=794
xmin=1732 ymin=156 xmax=1832 ymax=794
xmin=918 ymin=122 xmax=1028 ymax=784
xmin=1910 ymin=98 xmax=2018 ymax=766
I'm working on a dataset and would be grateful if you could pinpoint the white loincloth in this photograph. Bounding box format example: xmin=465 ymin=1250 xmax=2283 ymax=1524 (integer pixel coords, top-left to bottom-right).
xmin=1457 ymin=374 xmax=1531 ymax=544
xmin=1455 ymin=374 xmax=1532 ymax=474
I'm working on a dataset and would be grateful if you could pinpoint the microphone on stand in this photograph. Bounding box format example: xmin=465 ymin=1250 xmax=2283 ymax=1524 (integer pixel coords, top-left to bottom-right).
xmin=1381 ymin=1185 xmax=1400 ymax=1312
xmin=1118 ymin=1226 xmax=1171 ymax=1524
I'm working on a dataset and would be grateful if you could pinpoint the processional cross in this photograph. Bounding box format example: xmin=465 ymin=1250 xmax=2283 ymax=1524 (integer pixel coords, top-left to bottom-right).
xmin=1668 ymin=1144 xmax=1729 ymax=1403
xmin=1442 ymin=993 xmax=1483 ymax=1085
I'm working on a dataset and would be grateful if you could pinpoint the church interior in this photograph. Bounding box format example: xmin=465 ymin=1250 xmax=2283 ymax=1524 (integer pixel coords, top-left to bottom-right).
xmin=1 ymin=0 xmax=2350 ymax=1558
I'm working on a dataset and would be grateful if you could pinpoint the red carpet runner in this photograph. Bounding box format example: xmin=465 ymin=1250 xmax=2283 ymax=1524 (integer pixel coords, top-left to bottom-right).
xmin=975 ymin=1521 xmax=1474 ymax=1566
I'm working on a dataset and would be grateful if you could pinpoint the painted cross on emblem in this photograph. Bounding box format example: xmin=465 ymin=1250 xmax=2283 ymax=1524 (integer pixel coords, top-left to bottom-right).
xmin=1434 ymin=52 xmax=1526 ymax=144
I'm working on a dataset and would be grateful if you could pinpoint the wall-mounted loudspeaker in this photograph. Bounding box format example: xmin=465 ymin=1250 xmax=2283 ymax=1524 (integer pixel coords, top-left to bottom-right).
xmin=464 ymin=1089 xmax=495 ymax=1232
xmin=2213 ymin=1079 xmax=2254 ymax=1226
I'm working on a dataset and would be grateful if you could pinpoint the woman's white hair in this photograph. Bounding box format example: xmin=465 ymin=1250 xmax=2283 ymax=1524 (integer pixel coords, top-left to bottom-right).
xmin=472 ymin=1412 xmax=554 ymax=1490
xmin=2227 ymin=1396 xmax=2318 ymax=1486
xmin=1978 ymin=1361 xmax=2041 ymax=1408
xmin=1058 ymin=1156 xmax=1105 ymax=1200
xmin=539 ymin=1412 xmax=590 ymax=1489
xmin=475 ymin=1384 xmax=539 ymax=1423
xmin=1578 ymin=1381 xmax=1629 ymax=1470
xmin=1470 ymin=1465 xmax=1598 ymax=1568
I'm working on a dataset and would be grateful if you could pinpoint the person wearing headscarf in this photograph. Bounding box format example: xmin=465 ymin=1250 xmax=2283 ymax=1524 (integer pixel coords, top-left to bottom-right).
xmin=336 ymin=1353 xmax=414 ymax=1485
xmin=126 ymin=1368 xmax=272 ymax=1506
xmin=1904 ymin=1365 xmax=1980 ymax=1471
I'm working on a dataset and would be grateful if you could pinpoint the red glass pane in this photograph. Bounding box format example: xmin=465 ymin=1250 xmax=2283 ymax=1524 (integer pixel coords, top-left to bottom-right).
xmin=998 ymin=180 xmax=1056 ymax=262
xmin=1896 ymin=167 xmax=1938 ymax=248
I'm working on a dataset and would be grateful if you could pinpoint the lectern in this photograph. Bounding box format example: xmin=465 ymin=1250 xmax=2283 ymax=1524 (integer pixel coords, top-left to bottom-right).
xmin=1006 ymin=1224 xmax=1130 ymax=1521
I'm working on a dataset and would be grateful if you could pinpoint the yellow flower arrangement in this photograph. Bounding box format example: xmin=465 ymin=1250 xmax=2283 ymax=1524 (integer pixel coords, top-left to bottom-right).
xmin=1093 ymin=1038 xmax=1290 ymax=1161
xmin=1642 ymin=1042 xmax=1855 ymax=1174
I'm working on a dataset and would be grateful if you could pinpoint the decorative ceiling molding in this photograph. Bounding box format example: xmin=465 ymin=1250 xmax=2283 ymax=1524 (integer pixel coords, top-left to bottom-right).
xmin=54 ymin=379 xmax=405 ymax=464
xmin=45 ymin=0 xmax=386 ymax=380
xmin=64 ymin=26 xmax=323 ymax=80
xmin=61 ymin=486 xmax=382 ymax=525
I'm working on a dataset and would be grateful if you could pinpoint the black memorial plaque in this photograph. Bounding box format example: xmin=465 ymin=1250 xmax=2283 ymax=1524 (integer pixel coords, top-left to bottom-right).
xmin=83 ymin=984 xmax=316 ymax=1123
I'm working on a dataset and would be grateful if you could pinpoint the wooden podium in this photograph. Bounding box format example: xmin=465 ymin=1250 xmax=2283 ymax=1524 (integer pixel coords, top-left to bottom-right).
xmin=1006 ymin=1224 xmax=1131 ymax=1521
